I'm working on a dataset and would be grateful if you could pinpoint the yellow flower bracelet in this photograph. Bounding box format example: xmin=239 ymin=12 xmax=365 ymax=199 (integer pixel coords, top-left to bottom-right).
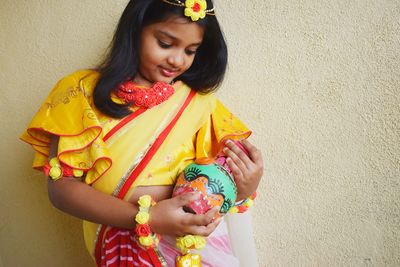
xmin=228 ymin=192 xmax=257 ymax=214
xmin=135 ymin=195 xmax=160 ymax=249
xmin=44 ymin=157 xmax=84 ymax=181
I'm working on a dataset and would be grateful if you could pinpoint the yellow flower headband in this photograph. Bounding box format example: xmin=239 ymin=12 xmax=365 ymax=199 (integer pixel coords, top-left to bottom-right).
xmin=161 ymin=0 xmax=215 ymax=21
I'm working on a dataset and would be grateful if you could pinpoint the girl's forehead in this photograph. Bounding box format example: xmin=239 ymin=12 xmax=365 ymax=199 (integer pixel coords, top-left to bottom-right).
xmin=143 ymin=16 xmax=205 ymax=43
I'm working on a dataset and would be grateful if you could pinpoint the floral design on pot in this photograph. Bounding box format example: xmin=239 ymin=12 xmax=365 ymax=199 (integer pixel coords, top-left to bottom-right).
xmin=173 ymin=157 xmax=237 ymax=215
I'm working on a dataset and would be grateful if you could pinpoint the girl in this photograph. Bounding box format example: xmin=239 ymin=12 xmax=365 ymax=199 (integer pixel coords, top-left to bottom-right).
xmin=20 ymin=0 xmax=263 ymax=266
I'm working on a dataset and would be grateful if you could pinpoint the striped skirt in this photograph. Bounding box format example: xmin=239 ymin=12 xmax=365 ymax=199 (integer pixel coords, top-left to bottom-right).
xmin=100 ymin=219 xmax=239 ymax=267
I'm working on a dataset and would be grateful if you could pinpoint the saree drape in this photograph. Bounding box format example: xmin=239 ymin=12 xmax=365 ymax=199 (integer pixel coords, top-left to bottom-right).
xmin=20 ymin=70 xmax=253 ymax=266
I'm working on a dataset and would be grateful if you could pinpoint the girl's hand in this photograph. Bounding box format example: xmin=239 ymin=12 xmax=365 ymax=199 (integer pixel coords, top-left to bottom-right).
xmin=223 ymin=139 xmax=264 ymax=201
xmin=149 ymin=192 xmax=221 ymax=237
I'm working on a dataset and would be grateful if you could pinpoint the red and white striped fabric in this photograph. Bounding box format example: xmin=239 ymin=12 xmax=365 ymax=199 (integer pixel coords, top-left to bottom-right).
xmin=100 ymin=219 xmax=239 ymax=267
xmin=100 ymin=228 xmax=156 ymax=267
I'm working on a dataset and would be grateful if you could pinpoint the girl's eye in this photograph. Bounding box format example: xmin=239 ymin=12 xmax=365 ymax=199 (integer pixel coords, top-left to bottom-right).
xmin=158 ymin=40 xmax=172 ymax=48
xmin=185 ymin=49 xmax=197 ymax=56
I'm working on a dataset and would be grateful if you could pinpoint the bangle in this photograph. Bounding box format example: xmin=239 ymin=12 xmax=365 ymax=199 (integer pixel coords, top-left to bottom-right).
xmin=44 ymin=157 xmax=85 ymax=181
xmin=135 ymin=195 xmax=160 ymax=249
xmin=228 ymin=192 xmax=257 ymax=214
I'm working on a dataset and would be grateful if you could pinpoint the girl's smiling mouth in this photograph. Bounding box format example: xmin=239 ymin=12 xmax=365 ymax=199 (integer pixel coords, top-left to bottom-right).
xmin=160 ymin=66 xmax=179 ymax=77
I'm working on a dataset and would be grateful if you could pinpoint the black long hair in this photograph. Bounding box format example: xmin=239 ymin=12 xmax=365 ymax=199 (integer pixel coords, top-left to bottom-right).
xmin=93 ymin=0 xmax=228 ymax=118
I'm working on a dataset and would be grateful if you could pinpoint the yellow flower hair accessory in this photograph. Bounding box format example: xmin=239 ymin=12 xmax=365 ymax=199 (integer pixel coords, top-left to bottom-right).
xmin=184 ymin=0 xmax=206 ymax=21
xmin=161 ymin=0 xmax=215 ymax=21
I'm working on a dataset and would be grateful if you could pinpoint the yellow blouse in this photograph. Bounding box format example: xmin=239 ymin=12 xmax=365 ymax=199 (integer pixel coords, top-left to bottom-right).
xmin=20 ymin=70 xmax=251 ymax=187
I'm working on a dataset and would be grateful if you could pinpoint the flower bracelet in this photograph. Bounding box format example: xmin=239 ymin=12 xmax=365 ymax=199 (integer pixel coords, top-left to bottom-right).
xmin=44 ymin=157 xmax=84 ymax=181
xmin=135 ymin=195 xmax=161 ymax=249
xmin=228 ymin=192 xmax=257 ymax=214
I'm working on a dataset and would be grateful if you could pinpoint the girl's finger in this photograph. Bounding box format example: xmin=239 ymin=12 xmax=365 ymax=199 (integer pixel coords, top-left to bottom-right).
xmin=223 ymin=147 xmax=248 ymax=171
xmin=175 ymin=191 xmax=200 ymax=207
xmin=225 ymin=140 xmax=253 ymax=167
xmin=226 ymin=157 xmax=244 ymax=181
xmin=187 ymin=217 xmax=222 ymax=236
xmin=203 ymin=217 xmax=222 ymax=236
xmin=205 ymin=205 xmax=220 ymax=222
xmin=186 ymin=206 xmax=220 ymax=226
xmin=241 ymin=139 xmax=263 ymax=163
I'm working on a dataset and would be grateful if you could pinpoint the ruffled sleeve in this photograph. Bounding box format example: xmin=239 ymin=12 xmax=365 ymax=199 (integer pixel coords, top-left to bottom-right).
xmin=195 ymin=99 xmax=252 ymax=159
xmin=20 ymin=70 xmax=112 ymax=184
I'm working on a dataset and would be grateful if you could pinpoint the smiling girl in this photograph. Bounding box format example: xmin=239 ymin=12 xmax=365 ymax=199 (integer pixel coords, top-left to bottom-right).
xmin=20 ymin=1 xmax=263 ymax=266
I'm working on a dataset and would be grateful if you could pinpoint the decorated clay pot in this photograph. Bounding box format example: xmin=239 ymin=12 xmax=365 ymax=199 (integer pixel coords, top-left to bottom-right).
xmin=173 ymin=157 xmax=237 ymax=215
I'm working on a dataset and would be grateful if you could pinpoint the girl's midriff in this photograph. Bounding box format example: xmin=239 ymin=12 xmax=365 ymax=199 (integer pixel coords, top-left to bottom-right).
xmin=128 ymin=185 xmax=174 ymax=204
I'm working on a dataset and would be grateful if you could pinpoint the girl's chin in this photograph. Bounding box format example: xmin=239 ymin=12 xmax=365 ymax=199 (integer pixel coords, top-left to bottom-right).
xmin=134 ymin=73 xmax=176 ymax=86
xmin=155 ymin=76 xmax=175 ymax=85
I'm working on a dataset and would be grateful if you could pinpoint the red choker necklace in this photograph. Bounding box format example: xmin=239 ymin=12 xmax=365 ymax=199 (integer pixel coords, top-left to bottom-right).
xmin=115 ymin=80 xmax=175 ymax=109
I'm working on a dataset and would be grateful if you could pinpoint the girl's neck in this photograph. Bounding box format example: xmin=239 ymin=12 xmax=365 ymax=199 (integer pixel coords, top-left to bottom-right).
xmin=133 ymin=72 xmax=154 ymax=88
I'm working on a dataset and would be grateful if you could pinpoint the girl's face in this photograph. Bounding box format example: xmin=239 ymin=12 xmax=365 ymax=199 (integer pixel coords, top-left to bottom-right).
xmin=135 ymin=16 xmax=205 ymax=87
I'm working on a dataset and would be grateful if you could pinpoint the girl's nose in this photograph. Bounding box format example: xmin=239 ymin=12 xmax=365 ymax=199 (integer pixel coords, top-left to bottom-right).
xmin=167 ymin=50 xmax=184 ymax=68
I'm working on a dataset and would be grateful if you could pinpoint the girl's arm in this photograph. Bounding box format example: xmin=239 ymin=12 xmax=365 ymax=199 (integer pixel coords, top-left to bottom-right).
xmin=48 ymin=178 xmax=138 ymax=229
xmin=47 ymin=136 xmax=220 ymax=235
xmin=48 ymin=179 xmax=220 ymax=235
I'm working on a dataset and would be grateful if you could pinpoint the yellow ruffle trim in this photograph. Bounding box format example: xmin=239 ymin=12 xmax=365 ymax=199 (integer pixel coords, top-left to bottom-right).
xmin=20 ymin=70 xmax=112 ymax=184
xmin=195 ymin=99 xmax=252 ymax=159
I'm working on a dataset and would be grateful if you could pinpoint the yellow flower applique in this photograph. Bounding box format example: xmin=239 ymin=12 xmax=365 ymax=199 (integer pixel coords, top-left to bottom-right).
xmin=138 ymin=195 xmax=152 ymax=208
xmin=135 ymin=211 xmax=150 ymax=224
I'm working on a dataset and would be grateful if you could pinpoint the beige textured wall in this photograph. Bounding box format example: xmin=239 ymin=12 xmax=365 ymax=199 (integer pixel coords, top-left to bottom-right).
xmin=1 ymin=0 xmax=399 ymax=266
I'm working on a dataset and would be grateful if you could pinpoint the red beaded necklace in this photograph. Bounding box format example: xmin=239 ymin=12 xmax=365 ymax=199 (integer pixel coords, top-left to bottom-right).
xmin=115 ymin=80 xmax=175 ymax=109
